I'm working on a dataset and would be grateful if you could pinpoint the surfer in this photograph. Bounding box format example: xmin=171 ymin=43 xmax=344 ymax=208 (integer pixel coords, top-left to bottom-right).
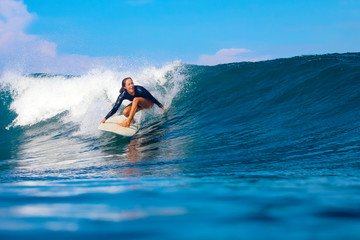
xmin=100 ymin=77 xmax=167 ymax=128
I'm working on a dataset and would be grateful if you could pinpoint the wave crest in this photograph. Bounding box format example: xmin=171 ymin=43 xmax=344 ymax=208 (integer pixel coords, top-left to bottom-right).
xmin=1 ymin=61 xmax=185 ymax=132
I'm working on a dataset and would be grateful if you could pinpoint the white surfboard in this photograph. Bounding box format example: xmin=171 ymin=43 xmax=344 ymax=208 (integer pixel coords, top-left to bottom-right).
xmin=98 ymin=115 xmax=138 ymax=137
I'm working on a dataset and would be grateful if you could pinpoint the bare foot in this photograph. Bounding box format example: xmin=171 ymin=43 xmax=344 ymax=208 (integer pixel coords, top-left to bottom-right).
xmin=118 ymin=119 xmax=130 ymax=128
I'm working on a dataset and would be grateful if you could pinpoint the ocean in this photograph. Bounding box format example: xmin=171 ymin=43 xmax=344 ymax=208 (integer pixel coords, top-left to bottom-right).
xmin=1 ymin=53 xmax=360 ymax=239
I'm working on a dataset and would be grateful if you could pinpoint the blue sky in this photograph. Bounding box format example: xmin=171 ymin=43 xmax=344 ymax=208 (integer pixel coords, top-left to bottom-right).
xmin=0 ymin=0 xmax=359 ymax=73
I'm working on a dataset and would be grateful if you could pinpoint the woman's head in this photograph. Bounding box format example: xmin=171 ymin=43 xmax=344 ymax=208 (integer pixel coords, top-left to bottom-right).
xmin=120 ymin=77 xmax=134 ymax=93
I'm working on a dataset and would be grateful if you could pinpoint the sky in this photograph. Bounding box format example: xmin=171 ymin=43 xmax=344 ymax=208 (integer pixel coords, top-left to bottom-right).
xmin=0 ymin=0 xmax=359 ymax=73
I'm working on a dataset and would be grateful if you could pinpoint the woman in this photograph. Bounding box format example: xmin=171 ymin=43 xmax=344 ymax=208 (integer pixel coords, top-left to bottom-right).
xmin=100 ymin=77 xmax=167 ymax=128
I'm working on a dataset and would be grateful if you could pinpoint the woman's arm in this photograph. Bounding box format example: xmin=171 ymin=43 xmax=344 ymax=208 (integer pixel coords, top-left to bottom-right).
xmin=101 ymin=93 xmax=124 ymax=123
xmin=137 ymin=86 xmax=164 ymax=109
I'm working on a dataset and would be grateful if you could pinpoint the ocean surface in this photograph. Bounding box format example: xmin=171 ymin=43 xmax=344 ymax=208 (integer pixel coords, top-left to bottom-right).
xmin=1 ymin=53 xmax=360 ymax=239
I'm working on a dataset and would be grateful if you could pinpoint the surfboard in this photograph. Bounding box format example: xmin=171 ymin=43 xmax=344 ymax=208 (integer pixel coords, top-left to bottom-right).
xmin=98 ymin=115 xmax=138 ymax=137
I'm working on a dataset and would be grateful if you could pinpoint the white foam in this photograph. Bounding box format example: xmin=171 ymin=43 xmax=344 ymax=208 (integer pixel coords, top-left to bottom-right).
xmin=1 ymin=61 xmax=185 ymax=136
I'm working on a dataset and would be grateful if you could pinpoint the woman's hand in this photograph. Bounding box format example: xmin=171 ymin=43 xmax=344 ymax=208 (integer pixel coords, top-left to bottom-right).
xmin=100 ymin=118 xmax=106 ymax=124
xmin=162 ymin=106 xmax=168 ymax=113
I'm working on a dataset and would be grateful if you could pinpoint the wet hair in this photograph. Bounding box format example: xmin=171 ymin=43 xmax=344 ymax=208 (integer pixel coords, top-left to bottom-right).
xmin=119 ymin=77 xmax=132 ymax=93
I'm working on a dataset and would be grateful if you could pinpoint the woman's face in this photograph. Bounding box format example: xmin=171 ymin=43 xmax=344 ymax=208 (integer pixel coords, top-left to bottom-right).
xmin=125 ymin=79 xmax=135 ymax=93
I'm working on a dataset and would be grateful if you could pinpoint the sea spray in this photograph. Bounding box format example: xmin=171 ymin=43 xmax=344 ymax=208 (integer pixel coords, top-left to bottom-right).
xmin=1 ymin=61 xmax=185 ymax=136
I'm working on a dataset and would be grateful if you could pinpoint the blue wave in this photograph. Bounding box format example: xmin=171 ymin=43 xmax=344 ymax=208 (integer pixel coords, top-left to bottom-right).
xmin=167 ymin=53 xmax=360 ymax=167
xmin=1 ymin=53 xmax=360 ymax=166
xmin=1 ymin=53 xmax=360 ymax=239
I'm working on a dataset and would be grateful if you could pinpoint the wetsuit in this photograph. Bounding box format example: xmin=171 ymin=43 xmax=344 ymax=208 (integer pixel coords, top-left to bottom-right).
xmin=104 ymin=85 xmax=163 ymax=120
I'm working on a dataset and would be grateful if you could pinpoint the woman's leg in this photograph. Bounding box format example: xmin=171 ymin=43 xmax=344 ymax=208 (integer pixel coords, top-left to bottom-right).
xmin=120 ymin=97 xmax=154 ymax=127
xmin=122 ymin=105 xmax=135 ymax=118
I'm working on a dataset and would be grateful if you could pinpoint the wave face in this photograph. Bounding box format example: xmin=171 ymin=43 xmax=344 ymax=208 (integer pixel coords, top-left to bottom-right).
xmin=1 ymin=53 xmax=360 ymax=239
xmin=176 ymin=53 xmax=360 ymax=171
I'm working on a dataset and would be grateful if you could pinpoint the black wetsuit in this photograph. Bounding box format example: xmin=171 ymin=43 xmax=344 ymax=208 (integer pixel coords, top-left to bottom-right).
xmin=104 ymin=85 xmax=163 ymax=119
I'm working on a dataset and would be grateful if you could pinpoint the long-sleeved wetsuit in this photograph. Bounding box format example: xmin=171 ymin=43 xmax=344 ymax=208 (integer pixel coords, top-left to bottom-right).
xmin=104 ymin=85 xmax=163 ymax=120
